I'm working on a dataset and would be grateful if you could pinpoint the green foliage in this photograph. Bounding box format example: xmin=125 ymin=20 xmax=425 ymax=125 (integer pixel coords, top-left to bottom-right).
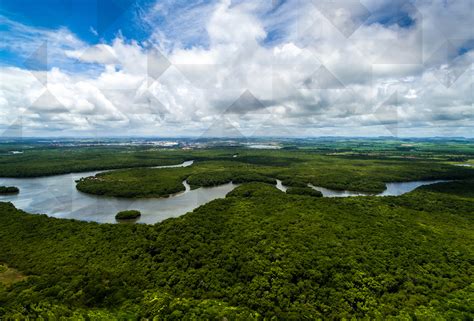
xmin=77 ymin=161 xmax=278 ymax=197
xmin=279 ymin=178 xmax=307 ymax=188
xmin=75 ymin=152 xmax=474 ymax=197
xmin=0 ymin=186 xmax=19 ymax=194
xmin=229 ymin=172 xmax=276 ymax=185
xmin=1 ymin=143 xmax=474 ymax=318
xmin=0 ymin=263 xmax=26 ymax=286
xmin=76 ymin=167 xmax=189 ymax=198
xmin=140 ymin=291 xmax=259 ymax=320
xmin=115 ymin=210 xmax=141 ymax=220
xmin=0 ymin=146 xmax=190 ymax=177
xmin=417 ymin=179 xmax=474 ymax=198
xmin=187 ymin=170 xmax=276 ymax=187
xmin=286 ymin=186 xmax=323 ymax=197
xmin=1 ymin=145 xmax=474 ymax=195
xmin=186 ymin=170 xmax=233 ymax=187
xmin=0 ymin=178 xmax=473 ymax=319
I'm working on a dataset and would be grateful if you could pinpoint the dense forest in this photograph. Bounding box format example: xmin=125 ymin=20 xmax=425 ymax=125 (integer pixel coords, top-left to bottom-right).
xmin=0 ymin=179 xmax=473 ymax=319
xmin=0 ymin=143 xmax=473 ymax=319
xmin=75 ymin=156 xmax=474 ymax=197
xmin=0 ymin=146 xmax=189 ymax=177
xmin=1 ymin=139 xmax=474 ymax=178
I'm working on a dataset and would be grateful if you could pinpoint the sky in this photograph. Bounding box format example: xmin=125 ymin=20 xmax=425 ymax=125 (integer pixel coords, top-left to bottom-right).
xmin=0 ymin=0 xmax=473 ymax=138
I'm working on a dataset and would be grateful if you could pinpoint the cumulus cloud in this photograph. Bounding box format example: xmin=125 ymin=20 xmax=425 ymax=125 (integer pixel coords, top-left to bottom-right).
xmin=0 ymin=0 xmax=473 ymax=137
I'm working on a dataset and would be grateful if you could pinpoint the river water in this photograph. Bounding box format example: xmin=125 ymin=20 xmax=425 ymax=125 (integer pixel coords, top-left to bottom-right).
xmin=0 ymin=161 xmax=236 ymax=224
xmin=0 ymin=161 xmax=448 ymax=224
xmin=276 ymin=179 xmax=448 ymax=197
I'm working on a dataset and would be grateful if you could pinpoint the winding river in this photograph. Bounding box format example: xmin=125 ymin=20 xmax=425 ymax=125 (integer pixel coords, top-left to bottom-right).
xmin=0 ymin=161 xmax=235 ymax=224
xmin=0 ymin=161 xmax=448 ymax=224
xmin=276 ymin=179 xmax=448 ymax=197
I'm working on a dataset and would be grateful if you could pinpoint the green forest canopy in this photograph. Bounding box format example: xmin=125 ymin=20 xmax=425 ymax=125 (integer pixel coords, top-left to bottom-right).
xmin=75 ymin=155 xmax=474 ymax=197
xmin=0 ymin=179 xmax=473 ymax=319
xmin=0 ymin=144 xmax=473 ymax=319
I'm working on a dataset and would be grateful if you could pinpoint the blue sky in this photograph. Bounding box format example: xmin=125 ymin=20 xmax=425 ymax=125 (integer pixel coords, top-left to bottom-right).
xmin=0 ymin=0 xmax=472 ymax=137
xmin=0 ymin=0 xmax=150 ymax=43
xmin=0 ymin=0 xmax=154 ymax=70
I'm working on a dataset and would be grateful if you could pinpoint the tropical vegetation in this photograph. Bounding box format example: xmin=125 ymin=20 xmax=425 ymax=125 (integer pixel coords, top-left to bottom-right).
xmin=115 ymin=210 xmax=141 ymax=220
xmin=0 ymin=186 xmax=19 ymax=194
xmin=0 ymin=141 xmax=473 ymax=319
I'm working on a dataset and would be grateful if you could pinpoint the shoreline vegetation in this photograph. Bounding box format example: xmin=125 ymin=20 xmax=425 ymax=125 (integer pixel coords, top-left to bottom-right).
xmin=0 ymin=142 xmax=473 ymax=319
xmin=2 ymin=144 xmax=473 ymax=197
xmin=1 ymin=140 xmax=474 ymax=179
xmin=0 ymin=186 xmax=19 ymax=195
xmin=286 ymin=186 xmax=323 ymax=197
xmin=115 ymin=210 xmax=141 ymax=220
xmin=74 ymin=156 xmax=473 ymax=197
xmin=0 ymin=178 xmax=473 ymax=319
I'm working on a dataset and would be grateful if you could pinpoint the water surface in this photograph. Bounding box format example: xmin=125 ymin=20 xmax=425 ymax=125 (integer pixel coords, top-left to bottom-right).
xmin=275 ymin=179 xmax=448 ymax=197
xmin=0 ymin=164 xmax=450 ymax=224
xmin=0 ymin=161 xmax=237 ymax=224
xmin=275 ymin=179 xmax=287 ymax=192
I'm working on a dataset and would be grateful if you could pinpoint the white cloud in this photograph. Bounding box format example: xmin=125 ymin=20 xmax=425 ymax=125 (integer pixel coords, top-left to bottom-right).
xmin=0 ymin=0 xmax=473 ymax=137
xmin=0 ymin=15 xmax=86 ymax=70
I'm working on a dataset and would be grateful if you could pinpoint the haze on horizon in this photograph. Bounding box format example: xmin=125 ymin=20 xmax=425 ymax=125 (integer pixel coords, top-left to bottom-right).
xmin=0 ymin=0 xmax=473 ymax=138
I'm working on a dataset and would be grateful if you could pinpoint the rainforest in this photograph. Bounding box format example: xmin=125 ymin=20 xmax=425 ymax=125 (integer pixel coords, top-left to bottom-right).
xmin=2 ymin=0 xmax=474 ymax=318
xmin=0 ymin=138 xmax=473 ymax=320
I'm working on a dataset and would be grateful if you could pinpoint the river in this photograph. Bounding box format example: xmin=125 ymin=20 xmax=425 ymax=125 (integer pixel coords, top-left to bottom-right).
xmin=0 ymin=162 xmax=449 ymax=224
xmin=276 ymin=179 xmax=448 ymax=197
xmin=0 ymin=161 xmax=236 ymax=224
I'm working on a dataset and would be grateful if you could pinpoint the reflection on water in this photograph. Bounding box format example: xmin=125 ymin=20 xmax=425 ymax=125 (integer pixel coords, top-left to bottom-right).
xmin=275 ymin=180 xmax=287 ymax=192
xmin=151 ymin=160 xmax=194 ymax=168
xmin=277 ymin=179 xmax=448 ymax=197
xmin=0 ymin=161 xmax=236 ymax=224
xmin=307 ymin=184 xmax=370 ymax=197
xmin=378 ymin=180 xmax=448 ymax=196
xmin=0 ymin=160 xmax=451 ymax=224
xmin=308 ymin=181 xmax=448 ymax=197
